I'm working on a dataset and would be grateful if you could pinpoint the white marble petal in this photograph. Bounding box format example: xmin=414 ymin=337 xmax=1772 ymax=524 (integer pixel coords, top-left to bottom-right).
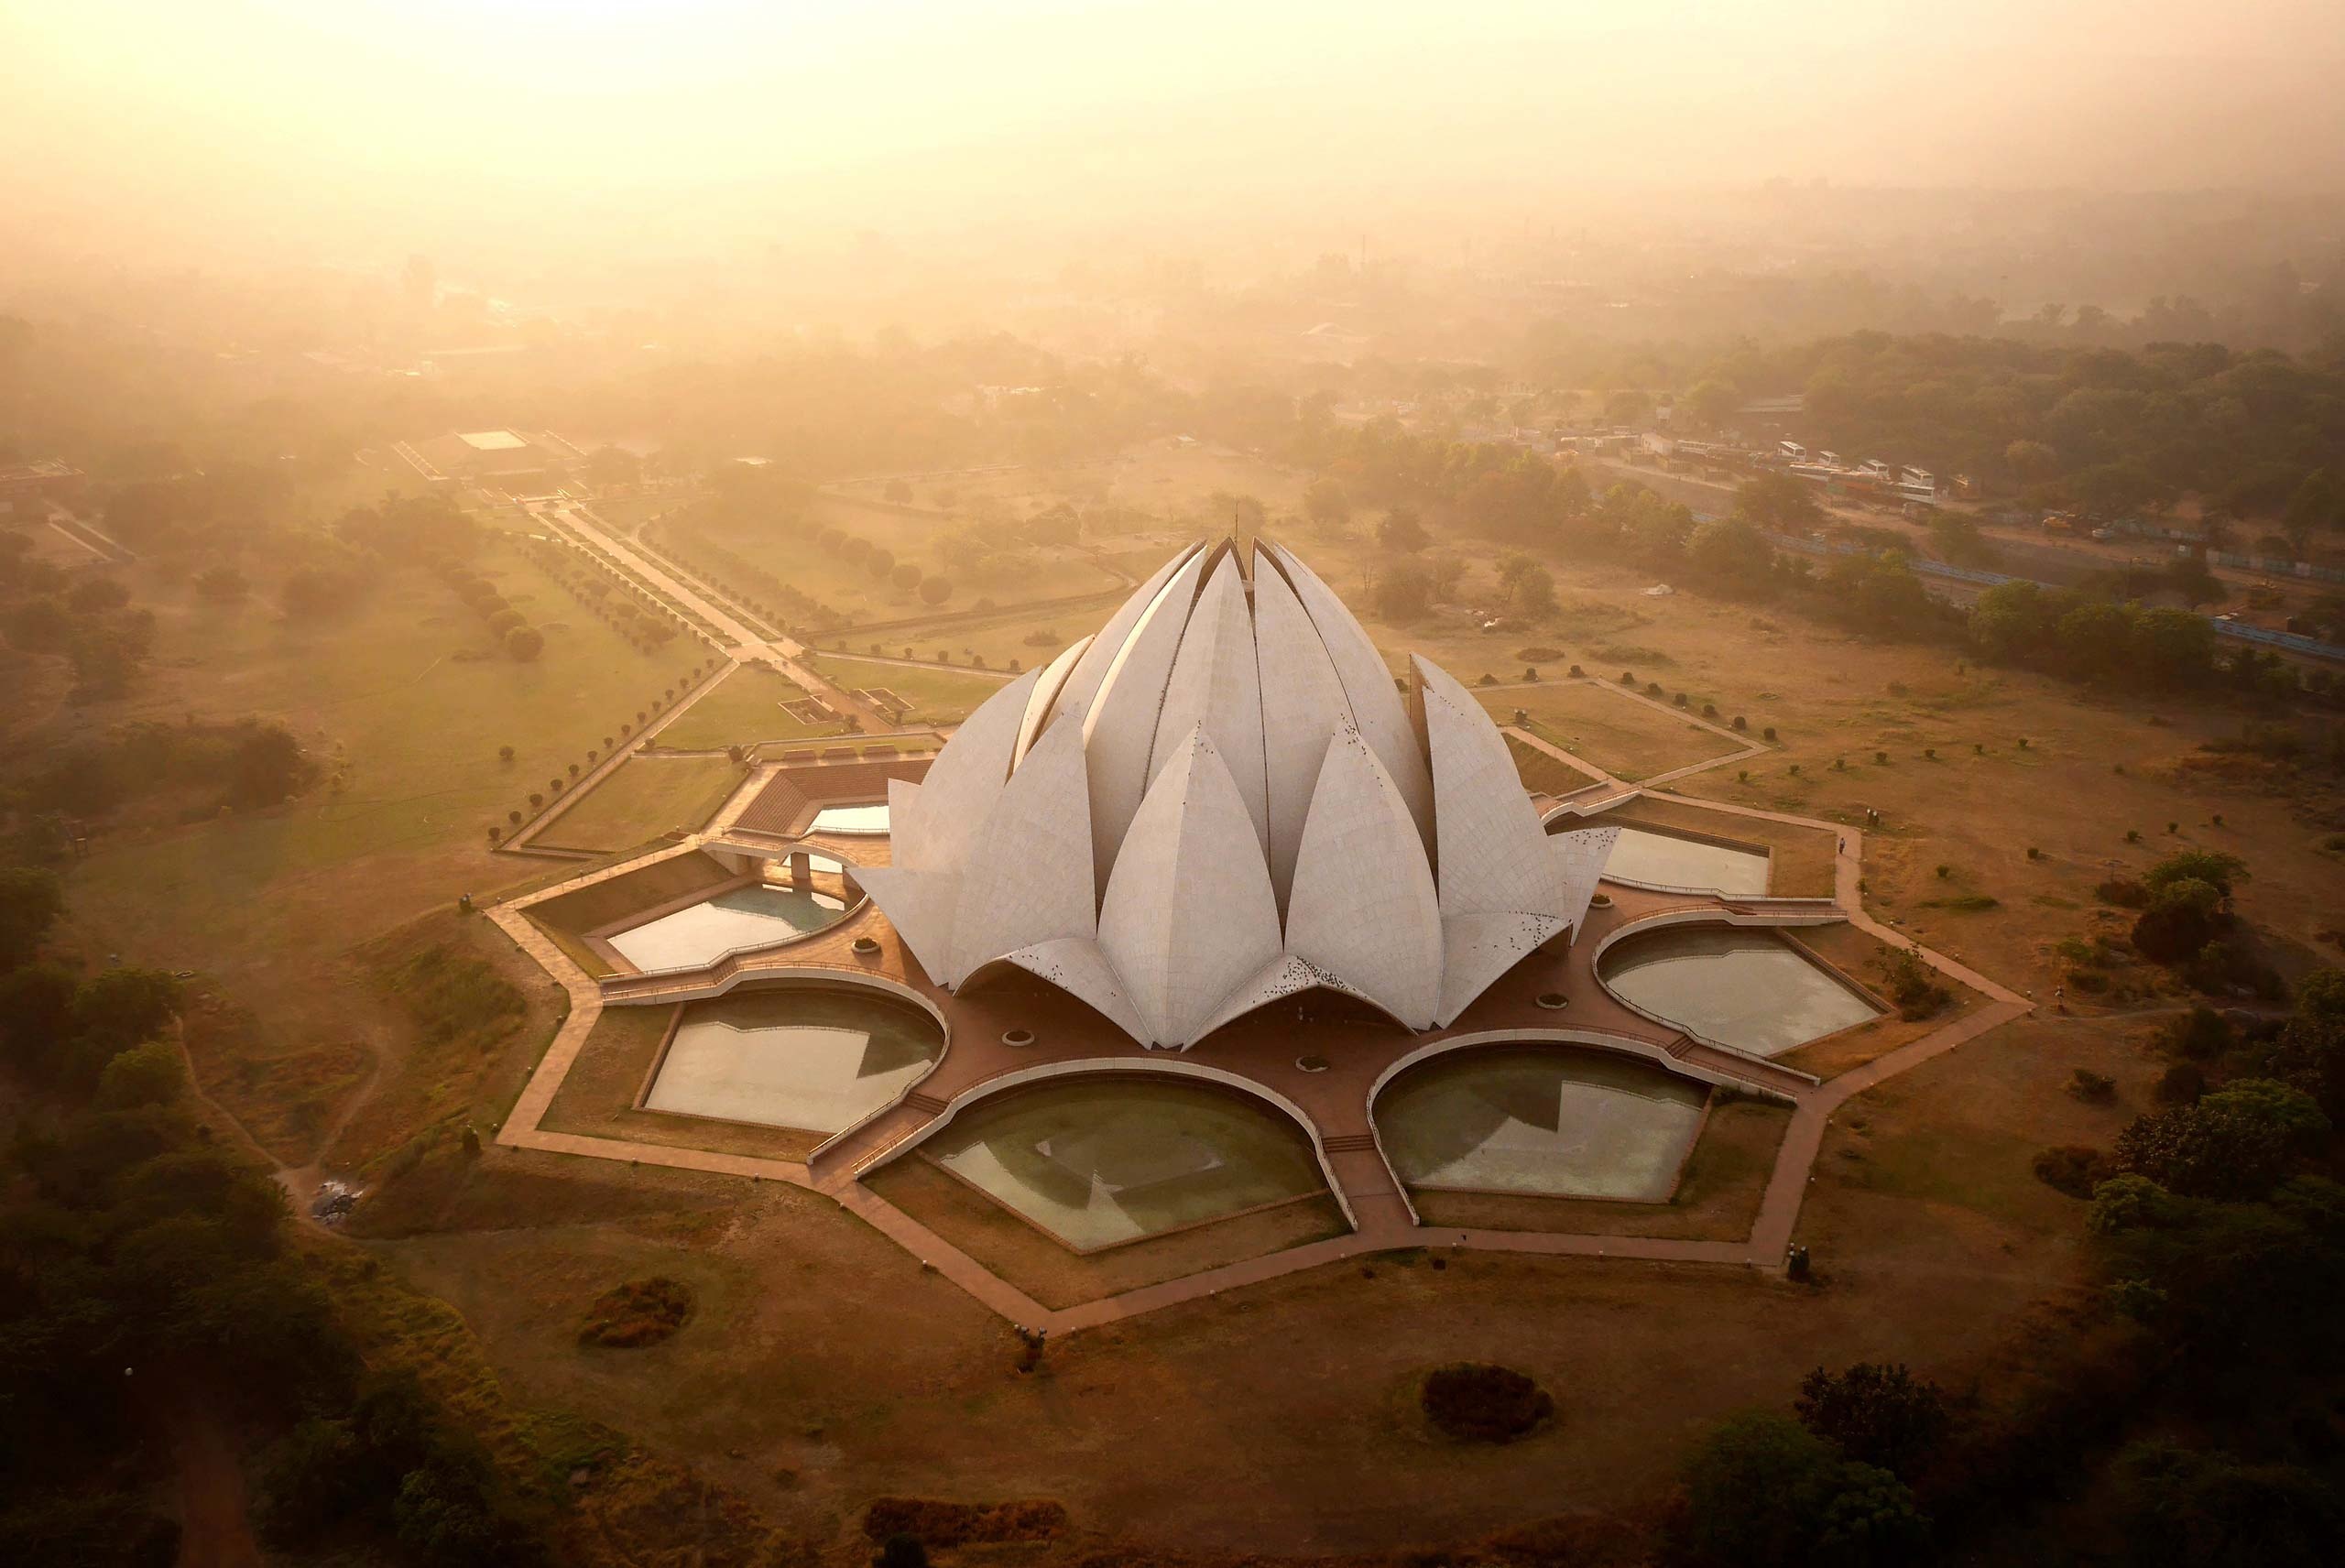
xmin=1260 ymin=539 xmax=1434 ymax=848
xmin=1095 ymin=729 xmax=1285 ymax=1048
xmin=1435 ymin=910 xmax=1567 ymax=1027
xmin=1149 ymin=550 xmax=1269 ymax=855
xmin=1250 ymin=547 xmax=1357 ymax=909
xmin=1283 ymin=724 xmax=1443 ymax=1028
xmin=1415 ymin=654 xmax=1563 ymax=917
xmin=888 ymin=665 xmax=1039 ymax=875
xmin=943 ymin=716 xmax=1097 ymax=985
xmin=1080 ymin=546 xmax=1211 ymax=894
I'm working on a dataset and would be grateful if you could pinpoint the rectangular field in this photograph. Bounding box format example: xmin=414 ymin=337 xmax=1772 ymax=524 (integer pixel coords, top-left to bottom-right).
xmin=1477 ymin=681 xmax=1741 ymax=782
xmin=535 ymin=755 xmax=745 ymax=854
xmin=806 ymin=655 xmax=1011 ymax=724
xmin=653 ymin=667 xmax=837 ymax=750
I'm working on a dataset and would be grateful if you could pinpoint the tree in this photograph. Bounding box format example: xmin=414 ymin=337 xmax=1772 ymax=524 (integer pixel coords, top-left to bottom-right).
xmin=1303 ymin=476 xmax=1351 ymax=531
xmin=2113 ymin=1441 xmax=2345 ymax=1568
xmin=1371 ymin=557 xmax=1433 ymax=621
xmin=1604 ymin=387 xmax=1652 ymax=426
xmin=1679 ymin=1411 xmax=1927 ymax=1567
xmin=1685 ymin=377 xmax=1743 ymax=430
xmin=71 ymin=967 xmax=183 ymax=1052
xmin=918 ymin=575 xmax=952 ymax=605
xmin=1735 ymin=472 xmax=1823 ymax=534
xmin=280 ymin=568 xmax=361 ymax=620
xmin=1377 ymin=508 xmax=1430 ymax=553
xmin=503 ymin=626 xmax=544 ymax=661
xmin=890 ymin=561 xmax=922 ymax=591
xmin=0 ymin=864 xmax=65 ymax=967
xmin=97 ymin=1040 xmax=185 ymax=1109
xmin=1687 ymin=518 xmax=1777 ymax=592
xmin=1794 ymin=1363 xmax=1950 ymax=1478
xmin=69 ymin=576 xmax=131 ymax=614
xmin=2282 ymin=469 xmax=2341 ymax=556
xmin=2005 ymin=439 xmax=2060 ymax=482
xmin=2132 ymin=877 xmax=2224 ymax=964
xmin=2113 ymin=1081 xmax=2328 ymax=1200
xmin=866 ymin=547 xmax=895 ymax=580
xmin=1497 ymin=554 xmax=1554 ymax=618
xmin=2145 ymin=849 xmax=2247 ymax=898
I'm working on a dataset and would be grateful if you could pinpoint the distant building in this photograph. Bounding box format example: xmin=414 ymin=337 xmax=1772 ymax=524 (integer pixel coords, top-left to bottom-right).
xmin=0 ymin=458 xmax=84 ymax=512
xmin=396 ymin=429 xmax=580 ymax=491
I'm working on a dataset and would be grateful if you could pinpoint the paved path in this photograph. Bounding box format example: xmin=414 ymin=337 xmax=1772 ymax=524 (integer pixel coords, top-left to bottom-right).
xmin=540 ymin=502 xmax=894 ymax=733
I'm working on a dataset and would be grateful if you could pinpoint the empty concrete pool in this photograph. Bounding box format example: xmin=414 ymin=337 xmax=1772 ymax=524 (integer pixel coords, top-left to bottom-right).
xmin=1377 ymin=1047 xmax=1709 ymax=1201
xmin=917 ymin=1076 xmax=1327 ymax=1251
xmin=606 ymin=884 xmax=849 ymax=972
xmin=1598 ymin=924 xmax=1878 ymax=1057
xmin=1598 ymin=825 xmax=1770 ymax=895
xmin=645 ymin=988 xmax=942 ymax=1133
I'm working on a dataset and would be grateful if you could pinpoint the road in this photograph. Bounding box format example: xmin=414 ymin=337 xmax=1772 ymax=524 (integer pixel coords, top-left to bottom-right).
xmin=534 ymin=501 xmax=897 ymax=733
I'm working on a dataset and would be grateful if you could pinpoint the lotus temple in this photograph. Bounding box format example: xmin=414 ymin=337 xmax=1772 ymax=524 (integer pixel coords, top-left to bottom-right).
xmin=495 ymin=538 xmax=2022 ymax=1327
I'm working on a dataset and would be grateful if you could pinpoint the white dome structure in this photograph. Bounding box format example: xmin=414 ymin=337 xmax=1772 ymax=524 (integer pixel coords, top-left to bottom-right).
xmin=858 ymin=539 xmax=1618 ymax=1050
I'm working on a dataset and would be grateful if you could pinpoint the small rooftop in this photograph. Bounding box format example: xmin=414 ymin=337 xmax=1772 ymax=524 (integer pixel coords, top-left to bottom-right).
xmin=458 ymin=430 xmax=530 ymax=452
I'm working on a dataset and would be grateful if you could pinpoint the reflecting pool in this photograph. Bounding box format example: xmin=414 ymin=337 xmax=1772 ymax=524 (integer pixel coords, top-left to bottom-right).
xmin=810 ymin=802 xmax=889 ymax=834
xmin=607 ymin=884 xmax=848 ymax=972
xmin=1378 ymin=1047 xmax=1708 ymax=1201
xmin=921 ymin=1076 xmax=1325 ymax=1250
xmin=646 ymin=988 xmax=941 ymax=1133
xmin=1598 ymin=825 xmax=1770 ymax=895
xmin=1598 ymin=925 xmax=1878 ymax=1057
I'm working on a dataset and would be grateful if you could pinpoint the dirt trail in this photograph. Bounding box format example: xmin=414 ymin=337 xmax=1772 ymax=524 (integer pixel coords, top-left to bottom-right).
xmin=153 ymin=1384 xmax=261 ymax=1568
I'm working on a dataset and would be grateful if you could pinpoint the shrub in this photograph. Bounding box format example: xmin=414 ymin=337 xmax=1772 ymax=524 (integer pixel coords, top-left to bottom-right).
xmin=2068 ymin=1069 xmax=2118 ymax=1104
xmin=1678 ymin=1411 xmax=1929 ymax=1568
xmin=578 ymin=1277 xmax=693 ymax=1348
xmin=2097 ymin=877 xmax=2150 ymax=908
xmin=2154 ymin=1062 xmax=2205 ymax=1105
xmin=1732 ymin=714 xmax=1748 ymax=730
xmin=1420 ymin=1363 xmax=1553 ymax=1443
xmin=1876 ymin=949 xmax=1951 ymax=1019
xmin=503 ymin=626 xmax=543 ymax=661
xmin=1762 ymin=725 xmax=1777 ymax=741
xmin=2034 ymin=1145 xmax=2115 ymax=1198
xmin=1794 ymin=1362 xmax=1951 ymax=1478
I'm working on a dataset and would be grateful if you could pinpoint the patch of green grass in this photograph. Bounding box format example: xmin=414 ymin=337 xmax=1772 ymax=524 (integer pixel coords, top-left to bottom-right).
xmin=536 ymin=756 xmax=743 ymax=854
xmin=809 ymin=654 xmax=1014 ymax=724
xmin=652 ymin=667 xmax=834 ymax=750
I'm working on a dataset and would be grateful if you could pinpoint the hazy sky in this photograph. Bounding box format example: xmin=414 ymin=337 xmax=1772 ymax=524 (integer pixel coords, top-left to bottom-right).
xmin=5 ymin=1 xmax=2343 ymax=269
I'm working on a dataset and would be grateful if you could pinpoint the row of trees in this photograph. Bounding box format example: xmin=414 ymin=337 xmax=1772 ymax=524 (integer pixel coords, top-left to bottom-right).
xmin=517 ymin=537 xmax=682 ymax=654
xmin=488 ymin=667 xmax=710 ymax=843
xmin=435 ymin=561 xmax=543 ymax=661
xmin=813 ymin=525 xmax=954 ymax=607
xmin=643 ymin=523 xmax=848 ymax=635
xmin=1669 ymin=334 xmax=2345 ymax=535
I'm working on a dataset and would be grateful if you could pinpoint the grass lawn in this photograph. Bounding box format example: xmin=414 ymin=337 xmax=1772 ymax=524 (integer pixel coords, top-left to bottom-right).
xmin=57 ymin=539 xmax=672 ymax=1081
xmin=535 ymin=755 xmax=746 ymax=854
xmin=651 ymin=666 xmax=840 ymax=750
xmin=1475 ymin=681 xmax=1740 ymax=782
xmin=807 ymin=654 xmax=1013 ymax=724
xmin=829 ymin=607 xmax=1090 ymax=675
